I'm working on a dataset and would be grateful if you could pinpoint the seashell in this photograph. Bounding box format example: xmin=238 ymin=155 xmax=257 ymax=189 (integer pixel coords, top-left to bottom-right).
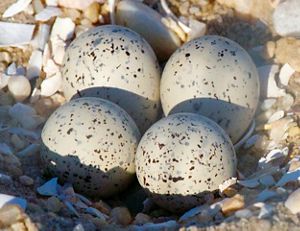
xmin=35 ymin=6 xmax=61 ymax=22
xmin=2 ymin=0 xmax=32 ymax=18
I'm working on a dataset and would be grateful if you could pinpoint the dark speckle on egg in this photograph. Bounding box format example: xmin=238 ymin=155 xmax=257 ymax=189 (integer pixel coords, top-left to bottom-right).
xmin=135 ymin=113 xmax=236 ymax=212
xmin=40 ymin=97 xmax=141 ymax=197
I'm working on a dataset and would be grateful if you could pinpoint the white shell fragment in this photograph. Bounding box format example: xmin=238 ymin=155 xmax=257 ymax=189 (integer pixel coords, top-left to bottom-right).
xmin=50 ymin=17 xmax=75 ymax=42
xmin=41 ymin=72 xmax=62 ymax=97
xmin=186 ymin=19 xmax=207 ymax=42
xmin=35 ymin=6 xmax=61 ymax=22
xmin=276 ymin=168 xmax=300 ymax=187
xmin=115 ymin=0 xmax=181 ymax=61
xmin=285 ymin=188 xmax=300 ymax=214
xmin=257 ymin=65 xmax=286 ymax=98
xmin=258 ymin=203 xmax=273 ymax=219
xmin=2 ymin=0 xmax=32 ymax=18
xmin=8 ymin=75 xmax=31 ymax=102
xmin=0 ymin=22 xmax=35 ymax=47
xmin=27 ymin=50 xmax=43 ymax=80
xmin=267 ymin=110 xmax=284 ymax=123
xmin=32 ymin=24 xmax=51 ymax=51
xmin=0 ymin=73 xmax=11 ymax=89
xmin=279 ymin=63 xmax=295 ymax=86
xmin=258 ymin=148 xmax=288 ymax=169
xmin=0 ymin=194 xmax=27 ymax=210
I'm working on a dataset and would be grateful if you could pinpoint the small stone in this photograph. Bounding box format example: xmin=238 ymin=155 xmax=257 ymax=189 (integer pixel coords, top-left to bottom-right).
xmin=285 ymin=188 xmax=300 ymax=214
xmin=187 ymin=19 xmax=206 ymax=42
xmin=10 ymin=222 xmax=27 ymax=231
xmin=19 ymin=175 xmax=34 ymax=186
xmin=46 ymin=196 xmax=63 ymax=213
xmin=58 ymin=0 xmax=99 ymax=10
xmin=235 ymin=209 xmax=253 ymax=218
xmin=61 ymin=8 xmax=81 ymax=22
xmin=133 ymin=213 xmax=151 ymax=225
xmin=0 ymin=173 xmax=13 ymax=185
xmin=279 ymin=63 xmax=295 ymax=86
xmin=24 ymin=217 xmax=38 ymax=231
xmin=10 ymin=134 xmax=26 ymax=151
xmin=289 ymin=160 xmax=300 ymax=172
xmin=110 ymin=207 xmax=132 ymax=226
xmin=260 ymin=98 xmax=276 ymax=111
xmin=288 ymin=126 xmax=300 ymax=138
xmin=83 ymin=2 xmax=100 ymax=24
xmin=221 ymin=194 xmax=245 ymax=215
xmin=263 ymin=41 xmax=275 ymax=59
xmin=275 ymin=37 xmax=300 ymax=72
xmin=8 ymin=76 xmax=31 ymax=102
xmin=50 ymin=17 xmax=75 ymax=42
xmin=273 ymin=0 xmax=300 ymax=37
xmin=0 ymin=205 xmax=25 ymax=227
xmin=93 ymin=200 xmax=111 ymax=215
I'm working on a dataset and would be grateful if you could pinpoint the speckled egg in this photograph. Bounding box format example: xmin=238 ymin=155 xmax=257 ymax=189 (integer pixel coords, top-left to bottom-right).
xmin=62 ymin=25 xmax=161 ymax=133
xmin=135 ymin=113 xmax=236 ymax=212
xmin=160 ymin=35 xmax=260 ymax=143
xmin=40 ymin=97 xmax=141 ymax=197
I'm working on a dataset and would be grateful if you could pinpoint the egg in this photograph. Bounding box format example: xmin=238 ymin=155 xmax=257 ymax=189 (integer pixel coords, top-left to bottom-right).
xmin=135 ymin=113 xmax=236 ymax=212
xmin=40 ymin=97 xmax=141 ymax=197
xmin=62 ymin=25 xmax=161 ymax=133
xmin=160 ymin=35 xmax=260 ymax=143
xmin=115 ymin=0 xmax=181 ymax=61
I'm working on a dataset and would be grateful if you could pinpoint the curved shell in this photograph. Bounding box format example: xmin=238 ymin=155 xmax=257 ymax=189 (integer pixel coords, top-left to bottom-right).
xmin=115 ymin=0 xmax=181 ymax=61
xmin=160 ymin=35 xmax=260 ymax=143
xmin=62 ymin=25 xmax=161 ymax=134
xmin=41 ymin=97 xmax=141 ymax=197
xmin=135 ymin=113 xmax=236 ymax=212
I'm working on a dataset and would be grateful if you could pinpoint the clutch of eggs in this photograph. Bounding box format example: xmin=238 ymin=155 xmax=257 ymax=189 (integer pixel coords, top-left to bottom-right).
xmin=40 ymin=97 xmax=141 ymax=197
xmin=61 ymin=25 xmax=161 ymax=134
xmin=135 ymin=113 xmax=237 ymax=212
xmin=160 ymin=35 xmax=260 ymax=144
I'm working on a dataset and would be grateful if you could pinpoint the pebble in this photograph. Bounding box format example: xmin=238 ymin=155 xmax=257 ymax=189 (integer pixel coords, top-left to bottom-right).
xmin=83 ymin=2 xmax=100 ymax=23
xmin=37 ymin=178 xmax=58 ymax=196
xmin=273 ymin=0 xmax=300 ymax=37
xmin=10 ymin=134 xmax=26 ymax=151
xmin=133 ymin=213 xmax=151 ymax=225
xmin=279 ymin=63 xmax=295 ymax=87
xmin=7 ymin=76 xmax=31 ymax=102
xmin=19 ymin=175 xmax=34 ymax=186
xmin=50 ymin=17 xmax=75 ymax=43
xmin=46 ymin=196 xmax=63 ymax=213
xmin=221 ymin=194 xmax=245 ymax=215
xmin=285 ymin=188 xmax=300 ymax=214
xmin=58 ymin=0 xmax=100 ymax=10
xmin=288 ymin=126 xmax=300 ymax=138
xmin=275 ymin=37 xmax=300 ymax=72
xmin=40 ymin=72 xmax=62 ymax=97
xmin=235 ymin=209 xmax=253 ymax=218
xmin=0 ymin=205 xmax=25 ymax=227
xmin=110 ymin=207 xmax=132 ymax=226
xmin=268 ymin=117 xmax=293 ymax=142
xmin=93 ymin=200 xmax=111 ymax=215
xmin=260 ymin=99 xmax=276 ymax=111
xmin=2 ymin=0 xmax=32 ymax=18
xmin=0 ymin=173 xmax=13 ymax=185
xmin=186 ymin=19 xmax=206 ymax=42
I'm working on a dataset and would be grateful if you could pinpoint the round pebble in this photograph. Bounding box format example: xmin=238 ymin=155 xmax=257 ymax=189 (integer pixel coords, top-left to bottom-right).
xmin=7 ymin=75 xmax=31 ymax=102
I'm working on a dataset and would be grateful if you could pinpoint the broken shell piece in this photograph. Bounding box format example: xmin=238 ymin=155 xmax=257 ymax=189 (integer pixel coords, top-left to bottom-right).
xmin=0 ymin=22 xmax=35 ymax=47
xmin=258 ymin=203 xmax=273 ymax=219
xmin=58 ymin=0 xmax=102 ymax=10
xmin=258 ymin=148 xmax=288 ymax=169
xmin=41 ymin=72 xmax=62 ymax=97
xmin=186 ymin=18 xmax=206 ymax=41
xmin=2 ymin=0 xmax=32 ymax=18
xmin=37 ymin=178 xmax=59 ymax=196
xmin=27 ymin=50 xmax=43 ymax=80
xmin=238 ymin=178 xmax=260 ymax=188
xmin=234 ymin=120 xmax=255 ymax=150
xmin=115 ymin=0 xmax=181 ymax=61
xmin=35 ymin=6 xmax=62 ymax=22
xmin=256 ymin=189 xmax=277 ymax=202
xmin=276 ymin=168 xmax=300 ymax=187
xmin=279 ymin=63 xmax=295 ymax=86
xmin=219 ymin=177 xmax=237 ymax=193
xmin=50 ymin=17 xmax=75 ymax=42
xmin=8 ymin=75 xmax=31 ymax=102
xmin=0 ymin=194 xmax=27 ymax=210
